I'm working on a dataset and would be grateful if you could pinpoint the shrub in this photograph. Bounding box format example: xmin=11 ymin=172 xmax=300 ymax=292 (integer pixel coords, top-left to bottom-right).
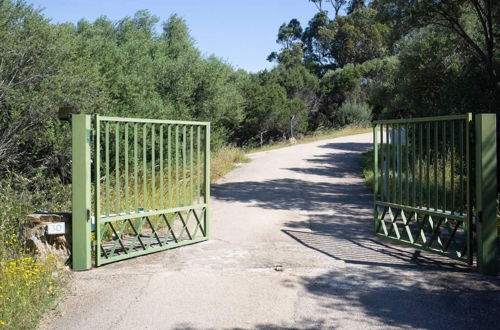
xmin=0 ymin=174 xmax=70 ymax=329
xmin=337 ymin=100 xmax=372 ymax=127
xmin=0 ymin=238 xmax=68 ymax=329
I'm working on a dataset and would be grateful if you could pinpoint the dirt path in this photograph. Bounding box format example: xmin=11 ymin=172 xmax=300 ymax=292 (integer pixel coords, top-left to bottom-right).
xmin=42 ymin=133 xmax=500 ymax=329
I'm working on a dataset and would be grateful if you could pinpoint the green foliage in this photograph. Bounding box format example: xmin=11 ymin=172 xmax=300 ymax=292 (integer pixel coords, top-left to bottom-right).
xmin=239 ymin=73 xmax=308 ymax=145
xmin=359 ymin=149 xmax=375 ymax=189
xmin=318 ymin=8 xmax=389 ymax=68
xmin=369 ymin=26 xmax=494 ymax=119
xmin=336 ymin=99 xmax=372 ymax=126
xmin=1 ymin=239 xmax=67 ymax=329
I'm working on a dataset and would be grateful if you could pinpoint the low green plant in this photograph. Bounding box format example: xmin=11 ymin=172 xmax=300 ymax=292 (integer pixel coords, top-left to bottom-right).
xmin=337 ymin=100 xmax=372 ymax=127
xmin=0 ymin=174 xmax=70 ymax=329
xmin=360 ymin=149 xmax=375 ymax=189
xmin=0 ymin=236 xmax=68 ymax=329
xmin=210 ymin=146 xmax=250 ymax=182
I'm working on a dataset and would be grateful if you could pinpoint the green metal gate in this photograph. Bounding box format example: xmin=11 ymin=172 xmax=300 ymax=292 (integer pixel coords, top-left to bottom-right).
xmin=72 ymin=114 xmax=210 ymax=269
xmin=373 ymin=114 xmax=474 ymax=264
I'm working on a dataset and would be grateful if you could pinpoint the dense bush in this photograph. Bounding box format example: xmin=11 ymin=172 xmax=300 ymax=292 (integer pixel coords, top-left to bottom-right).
xmin=336 ymin=100 xmax=372 ymax=127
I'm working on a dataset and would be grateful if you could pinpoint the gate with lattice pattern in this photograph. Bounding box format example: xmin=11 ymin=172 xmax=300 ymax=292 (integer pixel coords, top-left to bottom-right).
xmin=373 ymin=113 xmax=498 ymax=274
xmin=71 ymin=114 xmax=210 ymax=269
xmin=373 ymin=114 xmax=473 ymax=263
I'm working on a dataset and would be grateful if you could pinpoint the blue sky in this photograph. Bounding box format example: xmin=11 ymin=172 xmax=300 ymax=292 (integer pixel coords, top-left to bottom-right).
xmin=26 ymin=0 xmax=320 ymax=72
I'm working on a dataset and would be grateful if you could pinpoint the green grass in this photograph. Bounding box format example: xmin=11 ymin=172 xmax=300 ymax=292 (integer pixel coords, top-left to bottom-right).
xmin=360 ymin=149 xmax=375 ymax=190
xmin=211 ymin=145 xmax=250 ymax=182
xmin=247 ymin=126 xmax=372 ymax=153
xmin=0 ymin=174 xmax=70 ymax=330
xmin=0 ymin=237 xmax=68 ymax=329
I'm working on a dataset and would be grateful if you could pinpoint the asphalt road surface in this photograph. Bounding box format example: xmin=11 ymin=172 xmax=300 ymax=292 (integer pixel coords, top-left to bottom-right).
xmin=41 ymin=132 xmax=500 ymax=329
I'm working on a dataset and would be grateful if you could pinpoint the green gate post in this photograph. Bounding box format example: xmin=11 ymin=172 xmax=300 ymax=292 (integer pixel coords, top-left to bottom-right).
xmin=373 ymin=124 xmax=379 ymax=233
xmin=475 ymin=113 xmax=498 ymax=275
xmin=204 ymin=123 xmax=211 ymax=238
xmin=72 ymin=114 xmax=92 ymax=270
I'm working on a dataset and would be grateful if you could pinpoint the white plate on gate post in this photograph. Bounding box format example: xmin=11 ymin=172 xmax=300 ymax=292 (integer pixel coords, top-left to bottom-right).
xmin=47 ymin=222 xmax=66 ymax=235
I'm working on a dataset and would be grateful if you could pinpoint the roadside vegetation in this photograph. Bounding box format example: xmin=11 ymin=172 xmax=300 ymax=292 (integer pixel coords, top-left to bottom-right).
xmin=248 ymin=126 xmax=370 ymax=153
xmin=0 ymin=0 xmax=499 ymax=328
xmin=0 ymin=241 xmax=66 ymax=329
xmin=359 ymin=149 xmax=375 ymax=190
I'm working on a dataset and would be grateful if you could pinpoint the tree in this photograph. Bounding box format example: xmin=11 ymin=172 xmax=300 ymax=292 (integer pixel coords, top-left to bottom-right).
xmin=318 ymin=8 xmax=389 ymax=67
xmin=347 ymin=0 xmax=366 ymax=14
xmin=377 ymin=0 xmax=500 ymax=109
xmin=368 ymin=26 xmax=488 ymax=119
xmin=309 ymin=0 xmax=348 ymax=18
xmin=268 ymin=19 xmax=304 ymax=66
xmin=302 ymin=11 xmax=334 ymax=73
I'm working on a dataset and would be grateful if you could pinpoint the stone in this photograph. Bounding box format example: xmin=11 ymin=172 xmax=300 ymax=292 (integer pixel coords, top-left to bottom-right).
xmin=22 ymin=213 xmax=72 ymax=266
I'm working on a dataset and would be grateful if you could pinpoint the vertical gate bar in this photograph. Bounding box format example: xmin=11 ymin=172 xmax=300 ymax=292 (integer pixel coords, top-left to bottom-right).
xmin=451 ymin=121 xmax=455 ymax=212
xmin=204 ymin=124 xmax=211 ymax=237
xmin=419 ymin=123 xmax=423 ymax=207
xmin=412 ymin=123 xmax=416 ymax=205
xmin=379 ymin=124 xmax=384 ymax=202
xmin=393 ymin=124 xmax=397 ymax=203
xmin=105 ymin=122 xmax=110 ymax=216
xmin=442 ymin=121 xmax=446 ymax=211
xmin=143 ymin=124 xmax=147 ymax=209
xmin=94 ymin=115 xmax=101 ymax=267
xmin=465 ymin=113 xmax=473 ymax=265
xmin=373 ymin=124 xmax=379 ymax=232
xmin=390 ymin=124 xmax=394 ymax=202
xmin=134 ymin=124 xmax=138 ymax=212
xmin=386 ymin=124 xmax=390 ymax=202
xmin=434 ymin=121 xmax=438 ymax=210
xmin=72 ymin=114 xmax=92 ymax=270
xmin=115 ymin=123 xmax=120 ymax=215
xmin=398 ymin=124 xmax=402 ymax=204
xmin=459 ymin=122 xmax=464 ymax=215
xmin=406 ymin=123 xmax=409 ymax=204
xmin=197 ymin=126 xmax=201 ymax=204
xmin=151 ymin=124 xmax=155 ymax=210
xmin=168 ymin=125 xmax=172 ymax=207
xmin=160 ymin=125 xmax=164 ymax=209
xmin=190 ymin=126 xmax=194 ymax=205
xmin=183 ymin=125 xmax=187 ymax=206
xmin=475 ymin=113 xmax=498 ymax=274
xmin=125 ymin=124 xmax=129 ymax=214
xmin=175 ymin=125 xmax=179 ymax=207
xmin=426 ymin=122 xmax=430 ymax=209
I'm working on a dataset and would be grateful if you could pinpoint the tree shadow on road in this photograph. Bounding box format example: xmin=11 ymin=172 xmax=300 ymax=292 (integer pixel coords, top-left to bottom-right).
xmin=212 ymin=178 xmax=370 ymax=211
xmin=285 ymin=141 xmax=372 ymax=178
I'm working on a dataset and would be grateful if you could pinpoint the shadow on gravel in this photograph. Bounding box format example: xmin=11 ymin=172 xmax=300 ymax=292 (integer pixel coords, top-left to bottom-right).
xmin=286 ymin=141 xmax=372 ymax=178
xmin=318 ymin=141 xmax=373 ymax=152
xmin=212 ymin=178 xmax=370 ymax=211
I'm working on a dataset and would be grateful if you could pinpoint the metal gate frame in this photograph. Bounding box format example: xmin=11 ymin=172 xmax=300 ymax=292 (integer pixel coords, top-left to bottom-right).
xmin=373 ymin=113 xmax=498 ymax=275
xmin=72 ymin=114 xmax=210 ymax=270
xmin=373 ymin=114 xmax=473 ymax=264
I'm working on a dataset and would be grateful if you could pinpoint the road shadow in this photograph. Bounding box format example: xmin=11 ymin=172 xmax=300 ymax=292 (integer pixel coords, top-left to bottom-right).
xmin=285 ymin=142 xmax=372 ymax=178
xmin=212 ymin=178 xmax=371 ymax=211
